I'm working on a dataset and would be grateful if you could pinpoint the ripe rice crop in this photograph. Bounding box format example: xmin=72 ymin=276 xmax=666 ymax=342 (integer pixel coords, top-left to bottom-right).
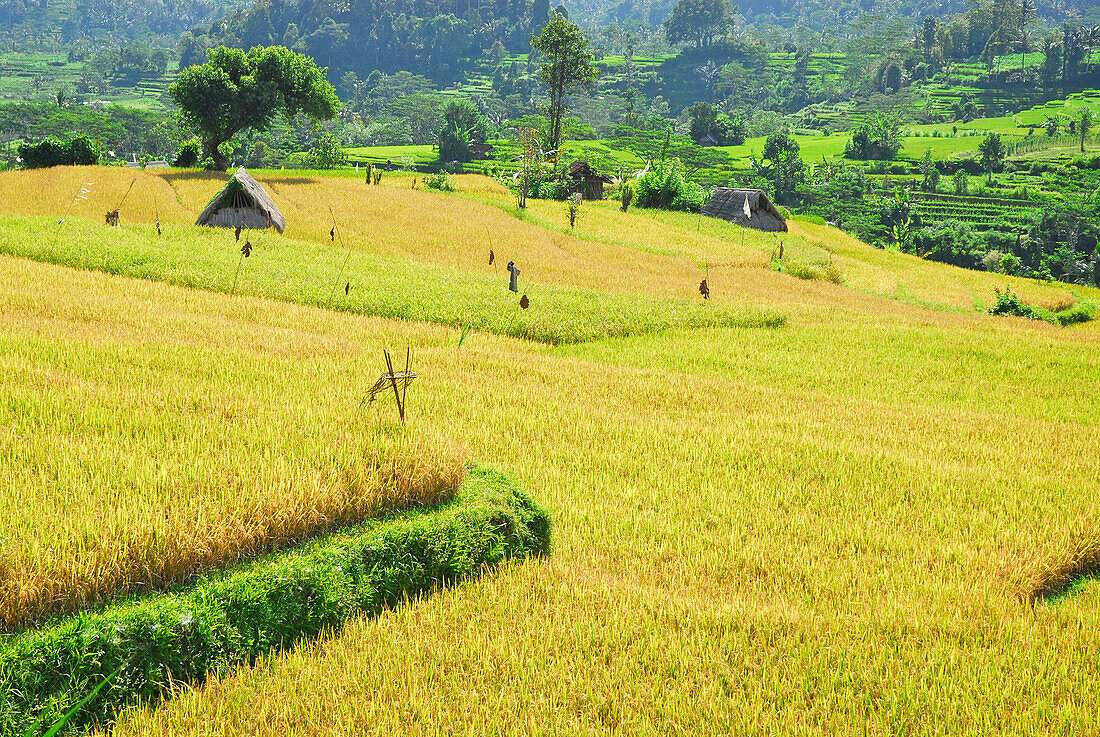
xmin=0 ymin=256 xmax=463 ymax=628
xmin=1 ymin=165 xmax=1100 ymax=734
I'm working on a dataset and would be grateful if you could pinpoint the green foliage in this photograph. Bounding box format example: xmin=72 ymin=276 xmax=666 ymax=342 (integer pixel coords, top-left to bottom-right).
xmin=634 ymin=157 xmax=708 ymax=211
xmin=844 ymin=114 xmax=902 ymax=160
xmin=17 ymin=135 xmax=99 ymax=169
xmin=775 ymin=257 xmax=844 ymax=284
xmin=977 ymin=132 xmax=1005 ymax=180
xmin=306 ymin=131 xmax=348 ymax=169
xmin=438 ymin=98 xmax=489 ymax=163
xmin=752 ymin=133 xmax=805 ymax=206
xmin=663 ymin=0 xmax=736 ymax=49
xmin=172 ymin=137 xmax=201 ymax=168
xmin=169 ymin=45 xmax=339 ymax=171
xmin=530 ymin=12 xmax=599 ymax=153
xmin=620 ymin=182 xmax=634 ymax=212
xmin=686 ymin=102 xmax=747 ymax=145
xmin=567 ymin=193 xmax=581 ymax=228
xmin=422 ymin=171 xmax=455 ymax=191
xmin=0 ymin=467 xmax=550 ymax=735
xmin=982 ymin=287 xmax=1092 ymax=326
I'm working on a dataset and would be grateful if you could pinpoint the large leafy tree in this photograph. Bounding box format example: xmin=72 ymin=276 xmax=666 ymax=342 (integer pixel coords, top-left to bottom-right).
xmin=530 ymin=12 xmax=598 ymax=154
xmin=663 ymin=0 xmax=736 ymax=50
xmin=170 ymin=45 xmax=339 ymax=170
xmin=438 ymin=98 xmax=489 ymax=163
xmin=751 ymin=133 xmax=805 ymax=206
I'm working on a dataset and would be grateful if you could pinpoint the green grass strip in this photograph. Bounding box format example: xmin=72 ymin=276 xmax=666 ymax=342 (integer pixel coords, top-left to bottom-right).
xmin=0 ymin=466 xmax=550 ymax=735
xmin=0 ymin=215 xmax=784 ymax=345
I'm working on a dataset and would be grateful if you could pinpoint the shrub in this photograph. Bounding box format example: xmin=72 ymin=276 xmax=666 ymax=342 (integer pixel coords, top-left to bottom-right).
xmin=634 ymin=158 xmax=707 ymax=212
xmin=306 ymin=131 xmax=348 ymax=170
xmin=620 ymin=182 xmax=634 ymax=212
xmin=18 ymin=135 xmax=100 ymax=168
xmin=172 ymin=137 xmax=201 ymax=168
xmin=1053 ymin=301 xmax=1096 ymax=326
xmin=423 ymin=172 xmax=455 ymax=191
xmin=987 ymin=287 xmax=1042 ymax=320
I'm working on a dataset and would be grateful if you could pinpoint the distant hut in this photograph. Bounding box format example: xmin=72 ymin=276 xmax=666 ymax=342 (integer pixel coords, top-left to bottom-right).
xmin=563 ymin=160 xmax=613 ymax=201
xmin=701 ymin=187 xmax=787 ymax=232
xmin=469 ymin=142 xmax=496 ymax=160
xmin=196 ymin=167 xmax=285 ymax=233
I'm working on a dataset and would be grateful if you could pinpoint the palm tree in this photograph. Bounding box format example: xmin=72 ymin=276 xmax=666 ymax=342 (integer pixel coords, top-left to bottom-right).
xmin=1011 ymin=27 xmax=1037 ymax=73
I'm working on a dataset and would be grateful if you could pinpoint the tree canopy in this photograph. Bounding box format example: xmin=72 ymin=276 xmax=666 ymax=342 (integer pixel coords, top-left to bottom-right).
xmin=438 ymin=98 xmax=489 ymax=163
xmin=663 ymin=0 xmax=737 ymax=50
xmin=169 ymin=45 xmax=339 ymax=170
xmin=530 ymin=12 xmax=598 ymax=154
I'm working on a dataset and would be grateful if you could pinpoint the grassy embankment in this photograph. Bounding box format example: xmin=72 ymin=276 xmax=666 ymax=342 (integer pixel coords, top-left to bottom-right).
xmin=1 ymin=465 xmax=549 ymax=734
xmin=1 ymin=166 xmax=1099 ymax=734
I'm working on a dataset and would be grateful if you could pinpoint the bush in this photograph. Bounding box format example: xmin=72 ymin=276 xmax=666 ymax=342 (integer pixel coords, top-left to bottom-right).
xmin=18 ymin=135 xmax=100 ymax=168
xmin=987 ymin=287 xmax=1042 ymax=320
xmin=0 ymin=467 xmax=551 ymax=734
xmin=172 ymin=137 xmax=201 ymax=168
xmin=1053 ymin=301 xmax=1096 ymax=326
xmin=634 ymin=158 xmax=707 ymax=212
xmin=423 ymin=172 xmax=455 ymax=191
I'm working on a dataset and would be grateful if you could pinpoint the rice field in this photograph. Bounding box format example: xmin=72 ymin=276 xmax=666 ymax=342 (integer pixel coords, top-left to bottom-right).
xmin=2 ymin=166 xmax=1100 ymax=734
xmin=0 ymin=255 xmax=463 ymax=629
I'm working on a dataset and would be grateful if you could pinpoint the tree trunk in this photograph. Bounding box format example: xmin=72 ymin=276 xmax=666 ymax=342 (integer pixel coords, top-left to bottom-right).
xmin=205 ymin=140 xmax=228 ymax=171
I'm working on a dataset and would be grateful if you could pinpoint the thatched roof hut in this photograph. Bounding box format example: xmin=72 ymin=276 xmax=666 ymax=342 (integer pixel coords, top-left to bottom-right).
xmin=562 ymin=160 xmax=613 ymax=201
xmin=701 ymin=188 xmax=787 ymax=232
xmin=196 ymin=168 xmax=285 ymax=233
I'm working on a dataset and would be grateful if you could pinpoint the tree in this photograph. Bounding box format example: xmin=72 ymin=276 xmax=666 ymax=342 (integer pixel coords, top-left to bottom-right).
xmin=919 ymin=148 xmax=939 ymax=191
xmin=438 ymin=98 xmax=488 ymax=162
xmin=169 ymin=45 xmax=339 ymax=171
xmin=530 ymin=13 xmax=598 ymax=154
xmin=664 ymin=0 xmax=736 ymax=50
xmin=751 ymin=133 xmax=804 ymax=205
xmin=978 ymin=132 xmax=1005 ymax=182
xmin=844 ymin=114 xmax=903 ymax=160
xmin=687 ymin=101 xmax=718 ymax=142
xmin=1079 ymin=108 xmax=1093 ymax=153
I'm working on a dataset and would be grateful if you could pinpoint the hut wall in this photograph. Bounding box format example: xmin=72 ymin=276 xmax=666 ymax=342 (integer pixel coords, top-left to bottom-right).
xmin=205 ymin=207 xmax=273 ymax=230
xmin=571 ymin=180 xmax=604 ymax=200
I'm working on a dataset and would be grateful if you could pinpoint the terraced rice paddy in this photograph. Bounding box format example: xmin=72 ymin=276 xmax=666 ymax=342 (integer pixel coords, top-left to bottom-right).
xmin=1 ymin=166 xmax=1099 ymax=734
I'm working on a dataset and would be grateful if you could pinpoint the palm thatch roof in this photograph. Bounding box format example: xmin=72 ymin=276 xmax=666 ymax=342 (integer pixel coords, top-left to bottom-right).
xmin=701 ymin=188 xmax=787 ymax=232
xmin=566 ymin=160 xmax=613 ymax=183
xmin=196 ymin=167 xmax=285 ymax=233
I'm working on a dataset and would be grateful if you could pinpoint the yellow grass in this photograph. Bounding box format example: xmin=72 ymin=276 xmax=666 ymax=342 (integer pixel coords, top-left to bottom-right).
xmin=0 ymin=256 xmax=463 ymax=629
xmin=2 ymin=166 xmax=1100 ymax=732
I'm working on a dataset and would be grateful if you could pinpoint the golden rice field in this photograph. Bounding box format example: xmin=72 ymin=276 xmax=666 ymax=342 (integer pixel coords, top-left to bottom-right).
xmin=0 ymin=256 xmax=463 ymax=629
xmin=2 ymin=166 xmax=1100 ymax=734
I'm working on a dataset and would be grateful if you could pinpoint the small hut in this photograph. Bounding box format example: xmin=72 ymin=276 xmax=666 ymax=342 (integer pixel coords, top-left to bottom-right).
xmin=196 ymin=167 xmax=285 ymax=233
xmin=701 ymin=187 xmax=787 ymax=232
xmin=563 ymin=160 xmax=613 ymax=201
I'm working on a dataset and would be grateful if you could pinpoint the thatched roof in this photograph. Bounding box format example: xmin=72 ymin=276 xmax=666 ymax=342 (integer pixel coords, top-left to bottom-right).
xmin=701 ymin=188 xmax=787 ymax=232
xmin=566 ymin=160 xmax=613 ymax=183
xmin=196 ymin=167 xmax=285 ymax=233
